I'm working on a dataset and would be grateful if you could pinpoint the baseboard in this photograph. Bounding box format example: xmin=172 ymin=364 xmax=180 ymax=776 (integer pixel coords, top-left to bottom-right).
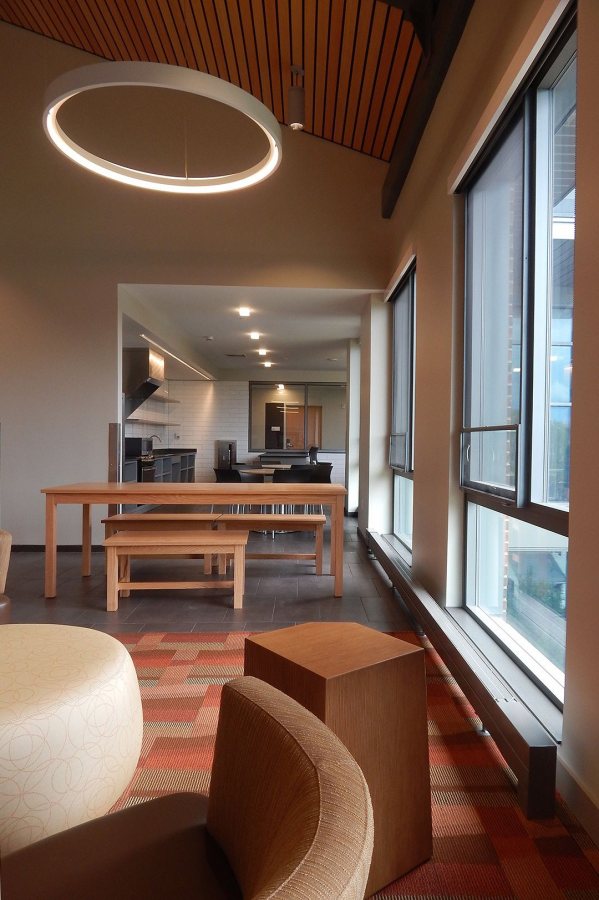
xmin=557 ymin=756 xmax=599 ymax=847
xmin=13 ymin=545 xmax=104 ymax=552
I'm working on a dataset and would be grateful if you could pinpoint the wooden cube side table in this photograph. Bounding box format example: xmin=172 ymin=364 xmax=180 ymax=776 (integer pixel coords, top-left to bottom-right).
xmin=244 ymin=622 xmax=432 ymax=897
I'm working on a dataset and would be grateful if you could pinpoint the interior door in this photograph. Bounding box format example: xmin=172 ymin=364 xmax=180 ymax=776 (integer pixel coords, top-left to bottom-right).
xmin=265 ymin=403 xmax=284 ymax=448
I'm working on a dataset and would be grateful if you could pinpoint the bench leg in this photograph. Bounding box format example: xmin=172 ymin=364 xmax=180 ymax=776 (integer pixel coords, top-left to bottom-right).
xmin=106 ymin=548 xmax=119 ymax=612
xmin=315 ymin=525 xmax=323 ymax=576
xmin=204 ymin=554 xmax=213 ymax=575
xmin=218 ymin=553 xmax=228 ymax=575
xmin=121 ymin=555 xmax=131 ymax=598
xmin=233 ymin=545 xmax=245 ymax=609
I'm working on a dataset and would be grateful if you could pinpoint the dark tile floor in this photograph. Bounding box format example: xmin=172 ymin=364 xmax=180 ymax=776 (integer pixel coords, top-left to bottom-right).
xmin=5 ymin=517 xmax=414 ymax=635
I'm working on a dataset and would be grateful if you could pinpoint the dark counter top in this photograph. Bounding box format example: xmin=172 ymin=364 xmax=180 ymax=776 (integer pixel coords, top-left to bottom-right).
xmin=124 ymin=448 xmax=196 ymax=461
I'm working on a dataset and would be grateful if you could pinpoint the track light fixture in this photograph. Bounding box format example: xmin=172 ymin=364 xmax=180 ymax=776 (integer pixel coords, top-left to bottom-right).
xmin=288 ymin=65 xmax=305 ymax=131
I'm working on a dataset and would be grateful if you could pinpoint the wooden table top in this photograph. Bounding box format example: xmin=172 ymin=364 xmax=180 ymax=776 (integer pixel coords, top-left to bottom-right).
xmin=246 ymin=623 xmax=421 ymax=678
xmin=42 ymin=482 xmax=345 ymax=497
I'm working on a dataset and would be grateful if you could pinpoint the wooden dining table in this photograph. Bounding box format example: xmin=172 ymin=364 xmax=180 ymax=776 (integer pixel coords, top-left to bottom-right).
xmin=41 ymin=481 xmax=347 ymax=599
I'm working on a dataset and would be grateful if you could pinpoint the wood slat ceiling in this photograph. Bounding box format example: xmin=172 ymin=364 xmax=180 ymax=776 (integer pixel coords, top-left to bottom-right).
xmin=0 ymin=0 xmax=423 ymax=162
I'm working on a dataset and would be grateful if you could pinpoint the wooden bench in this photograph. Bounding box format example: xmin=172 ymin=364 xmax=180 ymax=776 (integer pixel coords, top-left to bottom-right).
xmin=102 ymin=513 xmax=219 ymax=575
xmin=215 ymin=513 xmax=326 ymax=575
xmin=103 ymin=530 xmax=249 ymax=611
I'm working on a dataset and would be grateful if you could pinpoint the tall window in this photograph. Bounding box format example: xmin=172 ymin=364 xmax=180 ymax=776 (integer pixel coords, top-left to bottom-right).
xmin=462 ymin=27 xmax=575 ymax=703
xmin=390 ymin=265 xmax=416 ymax=553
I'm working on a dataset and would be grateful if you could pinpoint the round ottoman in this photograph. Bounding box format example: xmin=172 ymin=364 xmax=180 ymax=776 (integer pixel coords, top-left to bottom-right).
xmin=0 ymin=624 xmax=143 ymax=853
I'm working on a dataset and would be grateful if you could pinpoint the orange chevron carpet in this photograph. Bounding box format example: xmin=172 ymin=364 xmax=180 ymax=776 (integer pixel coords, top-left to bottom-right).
xmin=112 ymin=631 xmax=599 ymax=899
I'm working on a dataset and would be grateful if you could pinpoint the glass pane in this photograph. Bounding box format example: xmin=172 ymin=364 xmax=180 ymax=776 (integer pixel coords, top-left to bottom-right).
xmin=463 ymin=428 xmax=517 ymax=494
xmin=465 ymin=121 xmax=523 ymax=432
xmin=393 ymin=475 xmax=413 ymax=550
xmin=390 ymin=267 xmax=415 ymax=475
xmin=466 ymin=503 xmax=567 ymax=697
xmin=250 ymin=383 xmax=306 ymax=450
xmin=531 ymin=53 xmax=575 ymax=508
xmin=390 ymin=433 xmax=407 ymax=469
xmin=306 ymin=384 xmax=346 ymax=451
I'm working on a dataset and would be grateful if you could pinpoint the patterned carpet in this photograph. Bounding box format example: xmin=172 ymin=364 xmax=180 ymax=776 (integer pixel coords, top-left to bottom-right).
xmin=112 ymin=631 xmax=599 ymax=898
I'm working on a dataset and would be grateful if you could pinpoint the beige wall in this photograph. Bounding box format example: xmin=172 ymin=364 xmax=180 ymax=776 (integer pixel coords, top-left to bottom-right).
xmin=559 ymin=0 xmax=599 ymax=843
xmin=0 ymin=23 xmax=390 ymax=544
xmin=381 ymin=0 xmax=598 ymax=840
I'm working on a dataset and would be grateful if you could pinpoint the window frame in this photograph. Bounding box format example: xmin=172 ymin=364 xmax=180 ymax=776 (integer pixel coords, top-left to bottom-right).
xmin=389 ymin=264 xmax=416 ymax=475
xmin=389 ymin=263 xmax=416 ymax=555
xmin=459 ymin=15 xmax=575 ymax=702
xmin=460 ymin=19 xmax=575 ymax=539
xmin=248 ymin=381 xmax=347 ymax=453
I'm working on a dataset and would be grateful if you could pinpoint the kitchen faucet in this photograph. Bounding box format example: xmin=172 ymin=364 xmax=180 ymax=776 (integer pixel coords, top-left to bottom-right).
xmin=149 ymin=434 xmax=162 ymax=443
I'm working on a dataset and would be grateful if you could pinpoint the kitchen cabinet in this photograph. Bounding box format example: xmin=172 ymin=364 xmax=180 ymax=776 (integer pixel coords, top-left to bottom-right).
xmin=153 ymin=450 xmax=196 ymax=483
xmin=123 ymin=459 xmax=138 ymax=483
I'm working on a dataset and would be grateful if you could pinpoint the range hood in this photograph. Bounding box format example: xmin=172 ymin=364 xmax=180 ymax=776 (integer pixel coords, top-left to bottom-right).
xmin=123 ymin=348 xmax=165 ymax=416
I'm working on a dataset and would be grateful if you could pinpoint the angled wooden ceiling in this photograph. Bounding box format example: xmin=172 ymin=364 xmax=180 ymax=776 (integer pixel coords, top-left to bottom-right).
xmin=0 ymin=0 xmax=473 ymax=216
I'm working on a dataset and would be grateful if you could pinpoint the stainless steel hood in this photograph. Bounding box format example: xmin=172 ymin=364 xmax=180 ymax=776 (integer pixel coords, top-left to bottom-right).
xmin=123 ymin=348 xmax=165 ymax=416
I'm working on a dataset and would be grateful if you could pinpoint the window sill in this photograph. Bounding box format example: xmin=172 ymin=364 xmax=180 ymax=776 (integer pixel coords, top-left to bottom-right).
xmin=364 ymin=529 xmax=562 ymax=743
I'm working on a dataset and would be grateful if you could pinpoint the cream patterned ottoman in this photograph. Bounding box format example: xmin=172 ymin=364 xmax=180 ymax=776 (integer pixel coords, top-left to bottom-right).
xmin=0 ymin=624 xmax=143 ymax=853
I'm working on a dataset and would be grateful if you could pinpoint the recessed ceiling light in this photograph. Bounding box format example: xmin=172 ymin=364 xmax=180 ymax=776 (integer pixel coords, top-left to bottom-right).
xmin=263 ymin=361 xmax=272 ymax=368
xmin=258 ymin=348 xmax=267 ymax=356
xmin=239 ymin=306 xmax=251 ymax=317
xmin=249 ymin=332 xmax=260 ymax=340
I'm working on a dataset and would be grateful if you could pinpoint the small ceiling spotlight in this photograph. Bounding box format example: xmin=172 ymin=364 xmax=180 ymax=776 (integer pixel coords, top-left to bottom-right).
xmin=249 ymin=332 xmax=260 ymax=340
xmin=258 ymin=348 xmax=267 ymax=356
xmin=238 ymin=306 xmax=251 ymax=317
xmin=277 ymin=383 xmax=285 ymax=391
xmin=288 ymin=65 xmax=305 ymax=131
xmin=263 ymin=361 xmax=272 ymax=368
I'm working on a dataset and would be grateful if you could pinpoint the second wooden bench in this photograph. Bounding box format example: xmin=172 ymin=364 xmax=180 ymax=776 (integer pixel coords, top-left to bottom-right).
xmin=215 ymin=513 xmax=326 ymax=575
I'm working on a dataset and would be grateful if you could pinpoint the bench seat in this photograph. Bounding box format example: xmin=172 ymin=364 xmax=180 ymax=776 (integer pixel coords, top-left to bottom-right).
xmin=102 ymin=513 xmax=219 ymax=575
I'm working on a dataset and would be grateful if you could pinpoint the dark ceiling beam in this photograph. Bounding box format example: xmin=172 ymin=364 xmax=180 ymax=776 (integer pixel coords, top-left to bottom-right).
xmin=379 ymin=0 xmax=437 ymax=57
xmin=380 ymin=0 xmax=474 ymax=219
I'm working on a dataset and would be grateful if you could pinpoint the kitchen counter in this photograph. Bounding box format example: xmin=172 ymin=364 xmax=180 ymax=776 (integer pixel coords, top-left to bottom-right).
xmin=123 ymin=449 xmax=196 ymax=484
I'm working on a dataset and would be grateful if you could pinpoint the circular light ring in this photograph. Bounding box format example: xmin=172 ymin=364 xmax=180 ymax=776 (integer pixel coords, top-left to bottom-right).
xmin=43 ymin=61 xmax=282 ymax=194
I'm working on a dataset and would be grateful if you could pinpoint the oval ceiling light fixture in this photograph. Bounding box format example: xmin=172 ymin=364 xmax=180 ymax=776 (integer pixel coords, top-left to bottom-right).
xmin=43 ymin=61 xmax=282 ymax=194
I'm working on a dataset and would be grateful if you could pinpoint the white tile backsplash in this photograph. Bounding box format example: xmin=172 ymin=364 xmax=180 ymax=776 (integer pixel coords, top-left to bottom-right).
xmin=126 ymin=380 xmax=347 ymax=484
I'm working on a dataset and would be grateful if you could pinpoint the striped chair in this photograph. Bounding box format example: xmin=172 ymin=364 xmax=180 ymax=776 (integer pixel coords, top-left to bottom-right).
xmin=3 ymin=676 xmax=374 ymax=900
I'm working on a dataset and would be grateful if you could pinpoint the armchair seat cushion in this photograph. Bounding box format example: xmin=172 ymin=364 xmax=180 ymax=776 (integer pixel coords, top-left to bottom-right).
xmin=2 ymin=792 xmax=241 ymax=900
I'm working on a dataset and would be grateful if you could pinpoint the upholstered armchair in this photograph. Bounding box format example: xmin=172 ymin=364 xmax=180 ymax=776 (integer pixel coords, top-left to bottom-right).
xmin=2 ymin=675 xmax=374 ymax=899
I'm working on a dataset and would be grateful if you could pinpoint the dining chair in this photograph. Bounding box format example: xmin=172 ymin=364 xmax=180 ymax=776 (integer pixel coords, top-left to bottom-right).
xmin=272 ymin=467 xmax=312 ymax=513
xmin=308 ymin=463 xmax=332 ymax=513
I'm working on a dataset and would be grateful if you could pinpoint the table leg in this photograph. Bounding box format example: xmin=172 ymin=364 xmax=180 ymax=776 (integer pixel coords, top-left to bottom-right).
xmin=329 ymin=504 xmax=336 ymax=577
xmin=82 ymin=504 xmax=91 ymax=577
xmin=315 ymin=525 xmax=323 ymax=576
xmin=107 ymin=547 xmax=119 ymax=612
xmin=233 ymin=544 xmax=244 ymax=609
xmin=45 ymin=495 xmax=57 ymax=598
xmin=333 ymin=496 xmax=344 ymax=597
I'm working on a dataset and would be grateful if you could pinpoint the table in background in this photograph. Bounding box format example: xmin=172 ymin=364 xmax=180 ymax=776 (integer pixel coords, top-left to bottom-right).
xmin=41 ymin=482 xmax=346 ymax=599
xmin=244 ymin=622 xmax=432 ymax=896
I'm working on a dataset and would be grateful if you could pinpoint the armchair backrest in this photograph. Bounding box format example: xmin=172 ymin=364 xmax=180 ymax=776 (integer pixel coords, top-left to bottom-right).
xmin=207 ymin=676 xmax=373 ymax=899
